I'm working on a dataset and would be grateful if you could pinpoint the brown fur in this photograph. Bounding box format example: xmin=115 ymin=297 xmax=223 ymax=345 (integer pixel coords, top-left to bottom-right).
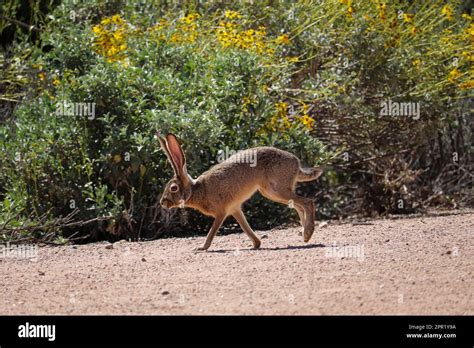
xmin=158 ymin=133 xmax=323 ymax=250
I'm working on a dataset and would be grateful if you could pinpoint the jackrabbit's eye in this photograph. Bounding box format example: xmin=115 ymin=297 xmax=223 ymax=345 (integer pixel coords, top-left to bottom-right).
xmin=170 ymin=184 xmax=179 ymax=192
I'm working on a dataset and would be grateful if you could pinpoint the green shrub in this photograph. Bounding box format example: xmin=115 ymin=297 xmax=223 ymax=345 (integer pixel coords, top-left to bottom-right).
xmin=0 ymin=3 xmax=328 ymax=242
xmin=1 ymin=0 xmax=471 ymax=243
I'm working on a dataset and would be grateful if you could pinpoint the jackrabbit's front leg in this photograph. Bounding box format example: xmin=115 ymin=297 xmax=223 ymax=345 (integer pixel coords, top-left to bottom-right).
xmin=232 ymin=209 xmax=261 ymax=249
xmin=195 ymin=214 xmax=226 ymax=251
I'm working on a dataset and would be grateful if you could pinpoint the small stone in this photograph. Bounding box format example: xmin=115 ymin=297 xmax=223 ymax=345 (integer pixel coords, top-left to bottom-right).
xmin=105 ymin=244 xmax=114 ymax=250
xmin=384 ymin=239 xmax=390 ymax=243
xmin=261 ymin=235 xmax=268 ymax=239
xmin=141 ymin=257 xmax=146 ymax=262
xmin=161 ymin=290 xmax=170 ymax=296
xmin=446 ymin=250 xmax=452 ymax=255
xmin=38 ymin=271 xmax=45 ymax=276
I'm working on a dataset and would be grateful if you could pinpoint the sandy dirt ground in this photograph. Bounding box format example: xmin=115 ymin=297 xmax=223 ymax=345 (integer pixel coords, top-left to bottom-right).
xmin=1 ymin=212 xmax=473 ymax=315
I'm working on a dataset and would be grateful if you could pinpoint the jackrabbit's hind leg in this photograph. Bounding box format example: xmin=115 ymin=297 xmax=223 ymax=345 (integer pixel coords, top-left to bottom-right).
xmin=260 ymin=184 xmax=315 ymax=242
xmin=295 ymin=206 xmax=306 ymax=236
xmin=302 ymin=199 xmax=315 ymax=242
xmin=289 ymin=194 xmax=315 ymax=242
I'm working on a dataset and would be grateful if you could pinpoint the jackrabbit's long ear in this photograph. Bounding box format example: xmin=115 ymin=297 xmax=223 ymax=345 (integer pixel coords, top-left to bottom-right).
xmin=157 ymin=132 xmax=180 ymax=176
xmin=165 ymin=133 xmax=190 ymax=182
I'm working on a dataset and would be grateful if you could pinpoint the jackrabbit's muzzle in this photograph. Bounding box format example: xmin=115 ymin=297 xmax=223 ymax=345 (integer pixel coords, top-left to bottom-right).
xmin=160 ymin=197 xmax=174 ymax=209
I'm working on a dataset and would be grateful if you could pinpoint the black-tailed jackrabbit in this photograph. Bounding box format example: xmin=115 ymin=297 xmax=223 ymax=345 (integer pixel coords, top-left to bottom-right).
xmin=158 ymin=133 xmax=323 ymax=250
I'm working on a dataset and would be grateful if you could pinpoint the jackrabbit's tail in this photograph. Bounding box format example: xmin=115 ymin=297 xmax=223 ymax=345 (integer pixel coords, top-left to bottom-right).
xmin=297 ymin=166 xmax=323 ymax=182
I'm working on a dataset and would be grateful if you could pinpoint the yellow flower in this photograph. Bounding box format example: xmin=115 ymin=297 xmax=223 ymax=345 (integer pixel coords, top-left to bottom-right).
xmin=459 ymin=79 xmax=474 ymax=89
xmin=340 ymin=0 xmax=354 ymax=16
xmin=448 ymin=68 xmax=461 ymax=83
xmin=347 ymin=6 xmax=355 ymax=17
xmin=461 ymin=13 xmax=472 ymax=21
xmin=224 ymin=10 xmax=241 ymax=20
xmin=112 ymin=14 xmax=124 ymax=25
xmin=182 ymin=23 xmax=197 ymax=32
xmin=412 ymin=58 xmax=421 ymax=67
xmin=113 ymin=31 xmax=124 ymax=40
xmin=378 ymin=3 xmax=387 ymax=21
xmin=242 ymin=96 xmax=255 ymax=112
xmin=287 ymin=56 xmax=299 ymax=63
xmin=171 ymin=33 xmax=182 ymax=43
xmin=92 ymin=25 xmax=102 ymax=34
xmin=462 ymin=51 xmax=473 ymax=61
xmin=276 ymin=101 xmax=288 ymax=115
xmin=255 ymin=41 xmax=265 ymax=55
xmin=108 ymin=46 xmax=118 ymax=56
xmin=180 ymin=13 xmax=200 ymax=24
xmin=270 ymin=101 xmax=291 ymax=131
xmin=299 ymin=115 xmax=315 ymax=130
xmin=466 ymin=24 xmax=474 ymax=43
xmin=403 ymin=13 xmax=414 ymax=23
xmin=38 ymin=72 xmax=46 ymax=81
xmin=52 ymin=78 xmax=60 ymax=86
xmin=92 ymin=15 xmax=129 ymax=64
xmin=302 ymin=102 xmax=309 ymax=114
xmin=441 ymin=5 xmax=454 ymax=21
xmin=215 ymin=21 xmax=269 ymax=54
xmin=148 ymin=18 xmax=168 ymax=32
xmin=101 ymin=17 xmax=111 ymax=25
xmin=410 ymin=26 xmax=417 ymax=36
xmin=276 ymin=34 xmax=290 ymax=45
